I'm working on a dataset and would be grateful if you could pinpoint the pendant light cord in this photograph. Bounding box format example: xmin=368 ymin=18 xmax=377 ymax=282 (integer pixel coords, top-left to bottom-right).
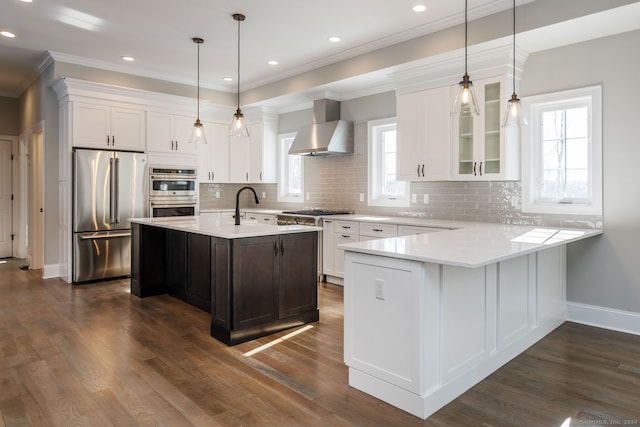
xmin=512 ymin=0 xmax=516 ymax=93
xmin=236 ymin=16 xmax=241 ymax=111
xmin=197 ymin=41 xmax=200 ymax=120
xmin=464 ymin=0 xmax=468 ymax=75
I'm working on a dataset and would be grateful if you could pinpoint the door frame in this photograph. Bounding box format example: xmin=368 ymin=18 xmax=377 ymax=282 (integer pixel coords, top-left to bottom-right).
xmin=0 ymin=135 xmax=17 ymax=258
xmin=19 ymin=123 xmax=44 ymax=270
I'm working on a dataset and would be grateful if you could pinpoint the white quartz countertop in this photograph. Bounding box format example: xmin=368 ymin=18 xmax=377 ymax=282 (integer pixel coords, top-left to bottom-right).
xmin=130 ymin=216 xmax=320 ymax=239
xmin=338 ymin=223 xmax=602 ymax=268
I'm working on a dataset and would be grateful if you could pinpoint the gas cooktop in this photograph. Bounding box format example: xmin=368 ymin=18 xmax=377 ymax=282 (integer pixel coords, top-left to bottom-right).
xmin=281 ymin=209 xmax=352 ymax=216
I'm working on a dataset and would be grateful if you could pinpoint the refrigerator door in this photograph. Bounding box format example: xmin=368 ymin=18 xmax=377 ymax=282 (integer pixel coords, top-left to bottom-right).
xmin=73 ymin=149 xmax=113 ymax=232
xmin=113 ymin=151 xmax=148 ymax=230
xmin=73 ymin=230 xmax=132 ymax=282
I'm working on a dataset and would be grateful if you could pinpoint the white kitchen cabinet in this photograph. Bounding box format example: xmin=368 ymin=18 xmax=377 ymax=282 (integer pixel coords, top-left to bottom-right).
xmin=146 ymin=112 xmax=197 ymax=155
xmin=249 ymin=122 xmax=277 ymax=183
xmin=397 ymin=86 xmax=451 ymax=181
xmin=72 ymin=102 xmax=145 ymax=151
xmin=245 ymin=213 xmax=276 ymax=225
xmin=228 ymin=135 xmax=251 ymax=183
xmin=227 ymin=120 xmax=277 ymax=183
xmin=322 ymin=219 xmax=336 ymax=277
xmin=451 ymin=75 xmax=519 ymax=181
xmin=198 ymin=122 xmax=229 ymax=183
xmin=397 ymin=225 xmax=447 ymax=236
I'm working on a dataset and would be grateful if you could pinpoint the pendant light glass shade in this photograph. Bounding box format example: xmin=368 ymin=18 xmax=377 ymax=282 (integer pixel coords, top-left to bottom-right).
xmin=190 ymin=37 xmax=207 ymax=144
xmin=230 ymin=13 xmax=250 ymax=138
xmin=502 ymin=0 xmax=526 ymax=127
xmin=451 ymin=0 xmax=480 ymax=117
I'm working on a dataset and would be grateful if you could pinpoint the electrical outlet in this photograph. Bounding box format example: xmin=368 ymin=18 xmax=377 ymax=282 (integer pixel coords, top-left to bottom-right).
xmin=262 ymin=191 xmax=266 ymax=199
xmin=375 ymin=279 xmax=385 ymax=300
xmin=306 ymin=192 xmax=310 ymax=200
xmin=359 ymin=193 xmax=364 ymax=202
xmin=411 ymin=194 xmax=417 ymax=203
xmin=215 ymin=190 xmax=220 ymax=199
xmin=423 ymin=194 xmax=429 ymax=204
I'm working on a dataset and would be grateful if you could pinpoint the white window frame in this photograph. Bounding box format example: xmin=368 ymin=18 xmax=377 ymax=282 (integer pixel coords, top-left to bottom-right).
xmin=521 ymin=85 xmax=602 ymax=215
xmin=367 ymin=117 xmax=410 ymax=208
xmin=277 ymin=132 xmax=304 ymax=203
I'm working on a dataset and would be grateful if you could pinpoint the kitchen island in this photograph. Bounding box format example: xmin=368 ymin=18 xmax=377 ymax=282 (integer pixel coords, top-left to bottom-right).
xmin=129 ymin=216 xmax=321 ymax=345
xmin=340 ymin=224 xmax=601 ymax=419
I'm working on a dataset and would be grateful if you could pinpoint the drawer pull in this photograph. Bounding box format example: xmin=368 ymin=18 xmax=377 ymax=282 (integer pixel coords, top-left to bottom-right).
xmin=373 ymin=228 xmax=383 ymax=232
xmin=341 ymin=235 xmax=352 ymax=238
xmin=341 ymin=225 xmax=351 ymax=229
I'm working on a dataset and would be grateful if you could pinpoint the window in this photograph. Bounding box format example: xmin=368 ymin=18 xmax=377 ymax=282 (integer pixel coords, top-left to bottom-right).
xmin=368 ymin=118 xmax=409 ymax=207
xmin=521 ymin=86 xmax=602 ymax=215
xmin=278 ymin=132 xmax=304 ymax=203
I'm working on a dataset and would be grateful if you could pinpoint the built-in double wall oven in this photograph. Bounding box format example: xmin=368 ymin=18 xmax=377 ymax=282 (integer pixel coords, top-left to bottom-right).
xmin=148 ymin=167 xmax=198 ymax=217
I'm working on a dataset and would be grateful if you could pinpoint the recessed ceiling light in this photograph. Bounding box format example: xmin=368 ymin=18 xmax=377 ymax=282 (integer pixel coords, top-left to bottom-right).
xmin=328 ymin=36 xmax=341 ymax=43
xmin=267 ymin=60 xmax=279 ymax=66
xmin=223 ymin=77 xmax=233 ymax=82
xmin=413 ymin=4 xmax=427 ymax=13
xmin=1 ymin=31 xmax=16 ymax=38
xmin=121 ymin=56 xmax=134 ymax=62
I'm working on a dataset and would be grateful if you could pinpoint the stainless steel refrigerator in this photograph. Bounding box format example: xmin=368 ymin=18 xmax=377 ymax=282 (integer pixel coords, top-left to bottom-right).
xmin=73 ymin=149 xmax=148 ymax=283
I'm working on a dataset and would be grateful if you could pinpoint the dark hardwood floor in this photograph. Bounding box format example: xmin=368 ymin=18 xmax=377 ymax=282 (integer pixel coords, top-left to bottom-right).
xmin=1 ymin=258 xmax=640 ymax=426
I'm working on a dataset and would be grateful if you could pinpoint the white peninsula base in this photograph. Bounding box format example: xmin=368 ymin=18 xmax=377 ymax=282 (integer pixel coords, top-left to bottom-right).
xmin=343 ymin=245 xmax=567 ymax=419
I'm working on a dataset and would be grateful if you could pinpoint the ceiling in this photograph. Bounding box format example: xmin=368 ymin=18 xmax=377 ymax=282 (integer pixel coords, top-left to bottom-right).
xmin=1 ymin=0 xmax=640 ymax=111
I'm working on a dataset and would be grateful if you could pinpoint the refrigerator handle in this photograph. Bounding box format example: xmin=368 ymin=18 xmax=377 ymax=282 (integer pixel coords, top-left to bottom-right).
xmin=114 ymin=157 xmax=120 ymax=223
xmin=109 ymin=157 xmax=116 ymax=223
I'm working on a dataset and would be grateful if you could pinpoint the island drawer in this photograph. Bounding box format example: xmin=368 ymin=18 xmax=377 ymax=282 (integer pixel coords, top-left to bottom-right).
xmin=359 ymin=222 xmax=398 ymax=238
xmin=335 ymin=220 xmax=359 ymax=234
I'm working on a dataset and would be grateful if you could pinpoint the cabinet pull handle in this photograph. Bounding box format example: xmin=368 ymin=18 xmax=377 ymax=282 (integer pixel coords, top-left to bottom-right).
xmin=171 ymin=140 xmax=174 ymax=150
xmin=373 ymin=228 xmax=383 ymax=232
xmin=324 ymin=220 xmax=332 ymax=223
xmin=479 ymin=161 xmax=483 ymax=176
xmin=417 ymin=164 xmax=420 ymax=177
xmin=341 ymin=234 xmax=351 ymax=238
xmin=280 ymin=241 xmax=285 ymax=255
xmin=473 ymin=161 xmax=477 ymax=176
xmin=175 ymin=140 xmax=178 ymax=150
xmin=274 ymin=242 xmax=279 ymax=256
xmin=263 ymin=218 xmax=270 ymax=222
xmin=421 ymin=164 xmax=425 ymax=177
xmin=260 ymin=171 xmax=263 ymax=181
xmin=342 ymin=225 xmax=351 ymax=229
xmin=106 ymin=135 xmax=110 ymax=146
xmin=246 ymin=172 xmax=249 ymax=181
xmin=212 ymin=172 xmax=214 ymax=181
xmin=112 ymin=135 xmax=115 ymax=146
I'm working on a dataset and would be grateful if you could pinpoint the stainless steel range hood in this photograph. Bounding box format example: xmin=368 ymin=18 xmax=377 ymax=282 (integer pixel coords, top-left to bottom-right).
xmin=289 ymin=99 xmax=353 ymax=156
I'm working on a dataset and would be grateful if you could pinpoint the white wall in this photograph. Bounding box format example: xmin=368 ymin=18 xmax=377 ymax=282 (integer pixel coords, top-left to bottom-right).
xmin=521 ymin=29 xmax=640 ymax=313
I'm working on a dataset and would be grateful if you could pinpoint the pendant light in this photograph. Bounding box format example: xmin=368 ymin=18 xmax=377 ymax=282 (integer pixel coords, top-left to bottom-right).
xmin=189 ymin=37 xmax=207 ymax=144
xmin=502 ymin=0 xmax=526 ymax=127
xmin=451 ymin=0 xmax=480 ymax=117
xmin=229 ymin=13 xmax=249 ymax=138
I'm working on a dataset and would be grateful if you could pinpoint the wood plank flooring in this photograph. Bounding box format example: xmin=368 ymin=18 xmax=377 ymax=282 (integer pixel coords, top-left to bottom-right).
xmin=1 ymin=257 xmax=640 ymax=426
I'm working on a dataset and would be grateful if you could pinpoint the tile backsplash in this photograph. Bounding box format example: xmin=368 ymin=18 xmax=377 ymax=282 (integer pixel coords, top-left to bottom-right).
xmin=200 ymin=121 xmax=602 ymax=229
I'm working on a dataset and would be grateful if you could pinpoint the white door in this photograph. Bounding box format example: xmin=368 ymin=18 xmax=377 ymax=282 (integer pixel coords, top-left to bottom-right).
xmin=0 ymin=139 xmax=12 ymax=258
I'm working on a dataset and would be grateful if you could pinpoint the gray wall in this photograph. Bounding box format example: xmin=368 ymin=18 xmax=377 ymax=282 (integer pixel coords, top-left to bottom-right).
xmin=0 ymin=96 xmax=19 ymax=135
xmin=521 ymin=29 xmax=640 ymax=312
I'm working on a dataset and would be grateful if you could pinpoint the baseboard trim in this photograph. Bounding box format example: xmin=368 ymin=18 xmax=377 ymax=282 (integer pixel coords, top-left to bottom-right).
xmin=42 ymin=263 xmax=62 ymax=279
xmin=566 ymin=302 xmax=640 ymax=336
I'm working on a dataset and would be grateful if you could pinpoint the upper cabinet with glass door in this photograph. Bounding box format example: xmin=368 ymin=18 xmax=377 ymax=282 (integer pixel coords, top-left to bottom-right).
xmin=451 ymin=75 xmax=520 ymax=180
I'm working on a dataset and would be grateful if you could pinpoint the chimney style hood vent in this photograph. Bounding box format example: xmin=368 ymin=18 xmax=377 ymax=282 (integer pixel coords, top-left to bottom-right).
xmin=289 ymin=99 xmax=353 ymax=156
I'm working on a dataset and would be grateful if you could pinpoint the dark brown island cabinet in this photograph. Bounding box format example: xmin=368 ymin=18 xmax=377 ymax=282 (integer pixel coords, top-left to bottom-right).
xmin=130 ymin=222 xmax=319 ymax=345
